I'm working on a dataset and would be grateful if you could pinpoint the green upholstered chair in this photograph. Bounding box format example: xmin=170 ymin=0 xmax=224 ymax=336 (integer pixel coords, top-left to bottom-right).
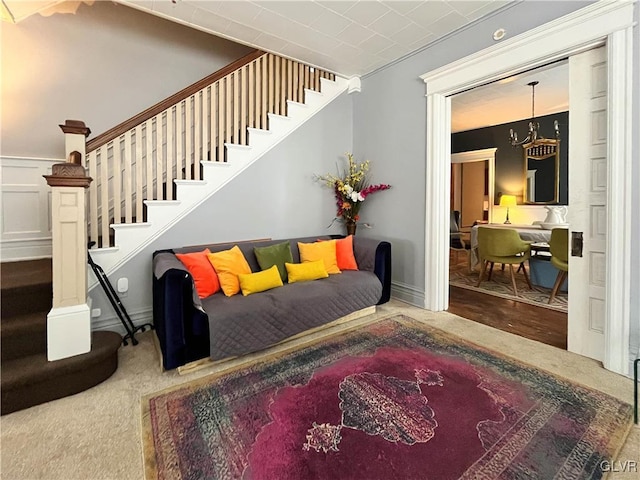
xmin=548 ymin=228 xmax=569 ymax=304
xmin=476 ymin=227 xmax=532 ymax=296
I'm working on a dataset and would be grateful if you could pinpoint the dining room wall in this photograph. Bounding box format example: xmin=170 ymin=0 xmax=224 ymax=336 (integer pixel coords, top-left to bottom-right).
xmin=452 ymin=112 xmax=568 ymax=206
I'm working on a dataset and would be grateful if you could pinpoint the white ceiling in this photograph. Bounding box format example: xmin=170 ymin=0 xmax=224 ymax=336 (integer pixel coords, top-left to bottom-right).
xmin=4 ymin=0 xmax=568 ymax=133
xmin=119 ymin=0 xmax=515 ymax=77
xmin=115 ymin=0 xmax=567 ymax=132
xmin=451 ymin=60 xmax=569 ymax=133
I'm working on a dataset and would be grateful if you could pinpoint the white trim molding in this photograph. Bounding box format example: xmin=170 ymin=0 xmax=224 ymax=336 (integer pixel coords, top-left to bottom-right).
xmin=348 ymin=76 xmax=362 ymax=94
xmin=604 ymin=26 xmax=634 ymax=374
xmin=451 ymin=148 xmax=497 ymax=224
xmin=419 ymin=1 xmax=635 ymax=94
xmin=420 ymin=1 xmax=634 ymax=375
xmin=47 ymin=303 xmax=91 ymax=361
xmin=92 ymin=307 xmax=153 ymax=335
xmin=424 ymin=93 xmax=451 ymax=312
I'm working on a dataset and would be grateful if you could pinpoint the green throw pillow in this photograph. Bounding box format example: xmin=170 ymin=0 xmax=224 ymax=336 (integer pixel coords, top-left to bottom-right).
xmin=254 ymin=241 xmax=293 ymax=282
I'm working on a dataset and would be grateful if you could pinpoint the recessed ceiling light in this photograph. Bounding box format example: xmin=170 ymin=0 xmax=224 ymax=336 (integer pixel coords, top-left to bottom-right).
xmin=493 ymin=28 xmax=506 ymax=41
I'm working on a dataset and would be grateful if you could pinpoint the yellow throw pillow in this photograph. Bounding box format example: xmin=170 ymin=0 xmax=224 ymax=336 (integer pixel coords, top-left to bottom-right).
xmin=207 ymin=246 xmax=252 ymax=297
xmin=238 ymin=265 xmax=283 ymax=296
xmin=285 ymin=260 xmax=329 ymax=283
xmin=298 ymin=240 xmax=341 ymax=274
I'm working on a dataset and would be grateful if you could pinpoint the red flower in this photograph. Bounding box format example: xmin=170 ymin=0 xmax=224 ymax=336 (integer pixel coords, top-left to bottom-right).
xmin=360 ymin=184 xmax=391 ymax=199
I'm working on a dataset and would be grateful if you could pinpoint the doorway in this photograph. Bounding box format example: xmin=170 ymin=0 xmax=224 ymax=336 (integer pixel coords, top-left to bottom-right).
xmin=450 ymin=148 xmax=495 ymax=227
xmin=447 ymin=63 xmax=569 ymax=340
xmin=420 ymin=2 xmax=633 ymax=375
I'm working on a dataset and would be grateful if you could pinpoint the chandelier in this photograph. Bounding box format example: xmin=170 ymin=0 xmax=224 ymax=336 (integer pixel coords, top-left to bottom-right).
xmin=509 ymin=81 xmax=560 ymax=147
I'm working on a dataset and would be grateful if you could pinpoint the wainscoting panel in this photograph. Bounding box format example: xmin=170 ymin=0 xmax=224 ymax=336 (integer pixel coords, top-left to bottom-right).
xmin=1 ymin=156 xmax=61 ymax=261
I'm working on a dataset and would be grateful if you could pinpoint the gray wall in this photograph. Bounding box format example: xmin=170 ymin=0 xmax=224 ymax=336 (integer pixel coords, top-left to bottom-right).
xmin=353 ymin=0 xmax=639 ymax=360
xmin=452 ymin=112 xmax=569 ymax=206
xmin=89 ymin=92 xmax=353 ymax=326
xmin=0 ymin=1 xmax=252 ymax=158
xmin=353 ymin=1 xmax=594 ymax=305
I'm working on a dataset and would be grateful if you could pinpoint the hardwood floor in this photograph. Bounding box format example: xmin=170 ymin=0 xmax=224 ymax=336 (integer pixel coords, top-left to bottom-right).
xmin=448 ymin=285 xmax=568 ymax=350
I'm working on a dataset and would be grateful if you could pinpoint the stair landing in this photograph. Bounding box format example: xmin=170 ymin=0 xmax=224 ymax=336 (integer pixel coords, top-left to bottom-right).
xmin=1 ymin=259 xmax=122 ymax=415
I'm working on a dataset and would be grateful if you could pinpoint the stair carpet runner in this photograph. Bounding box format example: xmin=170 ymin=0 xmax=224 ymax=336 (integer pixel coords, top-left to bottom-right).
xmin=0 ymin=259 xmax=121 ymax=415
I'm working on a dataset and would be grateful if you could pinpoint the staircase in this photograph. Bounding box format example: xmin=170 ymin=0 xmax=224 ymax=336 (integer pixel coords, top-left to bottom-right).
xmin=81 ymin=50 xmax=348 ymax=279
xmin=1 ymin=52 xmax=347 ymax=415
xmin=1 ymin=259 xmax=121 ymax=415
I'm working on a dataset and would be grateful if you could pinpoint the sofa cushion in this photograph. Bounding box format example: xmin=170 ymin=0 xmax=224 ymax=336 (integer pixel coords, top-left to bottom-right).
xmin=201 ymin=270 xmax=383 ymax=360
xmin=175 ymin=249 xmax=220 ymax=298
xmin=254 ymin=241 xmax=293 ymax=282
xmin=207 ymin=246 xmax=252 ymax=297
xmin=298 ymin=240 xmax=341 ymax=274
xmin=285 ymin=260 xmax=329 ymax=283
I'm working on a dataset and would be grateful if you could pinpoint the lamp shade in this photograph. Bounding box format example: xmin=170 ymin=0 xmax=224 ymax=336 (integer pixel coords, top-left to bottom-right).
xmin=499 ymin=195 xmax=517 ymax=207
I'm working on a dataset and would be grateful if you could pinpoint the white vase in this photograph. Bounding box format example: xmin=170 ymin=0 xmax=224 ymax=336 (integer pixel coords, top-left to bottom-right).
xmin=543 ymin=206 xmax=567 ymax=225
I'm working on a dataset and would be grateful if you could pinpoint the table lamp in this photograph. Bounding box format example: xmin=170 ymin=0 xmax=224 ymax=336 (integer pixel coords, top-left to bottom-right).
xmin=499 ymin=195 xmax=517 ymax=224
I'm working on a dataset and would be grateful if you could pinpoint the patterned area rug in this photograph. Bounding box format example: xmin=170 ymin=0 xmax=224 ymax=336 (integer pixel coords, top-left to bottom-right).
xmin=449 ymin=259 xmax=568 ymax=313
xmin=142 ymin=316 xmax=631 ymax=480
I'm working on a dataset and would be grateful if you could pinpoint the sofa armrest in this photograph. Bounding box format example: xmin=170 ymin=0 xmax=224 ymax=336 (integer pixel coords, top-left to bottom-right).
xmin=353 ymin=237 xmax=392 ymax=304
xmin=152 ymin=251 xmax=210 ymax=370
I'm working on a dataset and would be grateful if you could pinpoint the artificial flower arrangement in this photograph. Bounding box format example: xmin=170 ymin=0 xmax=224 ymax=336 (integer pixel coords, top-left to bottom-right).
xmin=315 ymin=153 xmax=391 ymax=232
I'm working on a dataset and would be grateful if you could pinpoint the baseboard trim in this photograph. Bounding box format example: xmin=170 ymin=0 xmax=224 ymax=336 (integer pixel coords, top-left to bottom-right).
xmin=0 ymin=238 xmax=52 ymax=262
xmin=92 ymin=307 xmax=152 ymax=335
xmin=629 ymin=347 xmax=639 ymax=380
xmin=390 ymin=281 xmax=425 ymax=308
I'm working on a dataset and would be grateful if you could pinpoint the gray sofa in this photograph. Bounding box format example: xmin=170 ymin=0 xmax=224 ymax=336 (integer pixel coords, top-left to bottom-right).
xmin=152 ymin=235 xmax=391 ymax=370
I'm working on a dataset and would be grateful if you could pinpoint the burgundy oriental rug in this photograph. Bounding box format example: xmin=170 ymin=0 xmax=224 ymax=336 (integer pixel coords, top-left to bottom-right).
xmin=142 ymin=315 xmax=632 ymax=480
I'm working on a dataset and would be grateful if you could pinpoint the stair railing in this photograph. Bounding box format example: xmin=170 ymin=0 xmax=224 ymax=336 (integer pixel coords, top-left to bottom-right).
xmin=84 ymin=50 xmax=335 ymax=248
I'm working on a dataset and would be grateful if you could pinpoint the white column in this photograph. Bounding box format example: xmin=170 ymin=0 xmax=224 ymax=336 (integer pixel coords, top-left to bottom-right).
xmin=44 ymin=120 xmax=93 ymax=361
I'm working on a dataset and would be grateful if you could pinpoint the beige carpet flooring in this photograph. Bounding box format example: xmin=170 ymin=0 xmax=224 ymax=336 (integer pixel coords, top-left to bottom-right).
xmin=1 ymin=299 xmax=638 ymax=480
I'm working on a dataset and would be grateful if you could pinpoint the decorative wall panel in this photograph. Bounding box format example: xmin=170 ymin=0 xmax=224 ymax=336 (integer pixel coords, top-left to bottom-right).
xmin=0 ymin=157 xmax=61 ymax=260
xmin=590 ymin=157 xmax=606 ymax=192
xmin=589 ymin=298 xmax=605 ymax=333
xmin=589 ymin=252 xmax=606 ymax=287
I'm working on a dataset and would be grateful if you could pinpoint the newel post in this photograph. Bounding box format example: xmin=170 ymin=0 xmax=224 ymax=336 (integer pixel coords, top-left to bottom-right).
xmin=43 ymin=120 xmax=92 ymax=361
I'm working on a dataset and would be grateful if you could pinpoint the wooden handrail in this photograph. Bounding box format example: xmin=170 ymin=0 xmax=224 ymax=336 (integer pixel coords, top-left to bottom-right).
xmin=86 ymin=49 xmax=264 ymax=152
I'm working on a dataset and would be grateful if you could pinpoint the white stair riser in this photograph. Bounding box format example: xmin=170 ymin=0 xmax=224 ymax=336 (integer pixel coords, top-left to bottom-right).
xmin=224 ymin=144 xmax=253 ymax=165
xmin=201 ymin=161 xmax=235 ymax=184
xmin=285 ymin=101 xmax=309 ymax=121
xmin=145 ymin=202 xmax=183 ymax=225
xmin=265 ymin=114 xmax=293 ymax=135
xmin=175 ymin=181 xmax=209 ymax=204
xmin=247 ymin=128 xmax=273 ymax=150
xmin=302 ymin=89 xmax=324 ymax=109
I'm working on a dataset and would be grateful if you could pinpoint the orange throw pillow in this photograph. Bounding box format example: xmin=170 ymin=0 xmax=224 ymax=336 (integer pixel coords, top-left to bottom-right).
xmin=207 ymin=246 xmax=252 ymax=297
xmin=175 ymin=249 xmax=220 ymax=298
xmin=298 ymin=240 xmax=341 ymax=274
xmin=319 ymin=236 xmax=358 ymax=270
